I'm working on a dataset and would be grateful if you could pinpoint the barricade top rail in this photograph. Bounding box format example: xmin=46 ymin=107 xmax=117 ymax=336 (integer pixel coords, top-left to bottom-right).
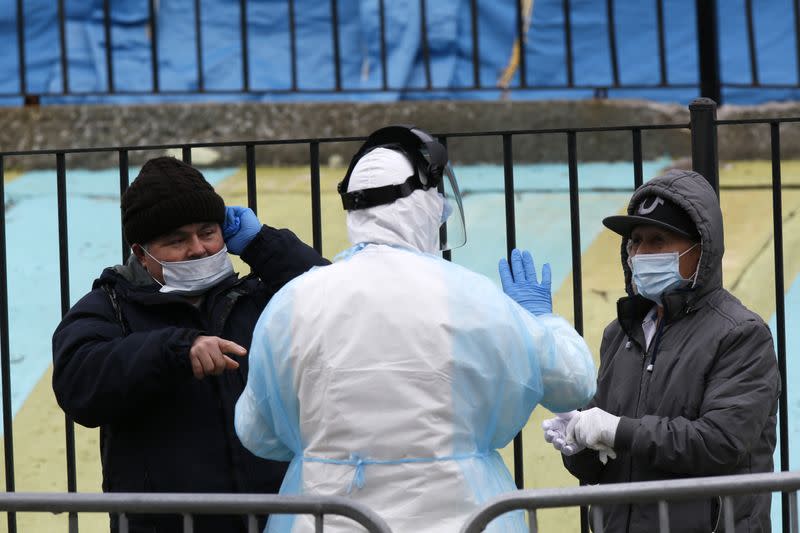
xmin=0 ymin=492 xmax=392 ymax=532
xmin=460 ymin=471 xmax=800 ymax=533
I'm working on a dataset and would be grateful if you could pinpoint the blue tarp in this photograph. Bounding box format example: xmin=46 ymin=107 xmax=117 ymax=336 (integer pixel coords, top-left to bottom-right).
xmin=1 ymin=0 xmax=800 ymax=105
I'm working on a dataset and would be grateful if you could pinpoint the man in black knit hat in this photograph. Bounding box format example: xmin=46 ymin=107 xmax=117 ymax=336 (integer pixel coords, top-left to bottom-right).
xmin=52 ymin=156 xmax=329 ymax=533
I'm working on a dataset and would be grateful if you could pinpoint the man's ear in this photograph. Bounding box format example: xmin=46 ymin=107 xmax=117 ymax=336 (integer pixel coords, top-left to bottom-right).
xmin=131 ymin=244 xmax=146 ymax=265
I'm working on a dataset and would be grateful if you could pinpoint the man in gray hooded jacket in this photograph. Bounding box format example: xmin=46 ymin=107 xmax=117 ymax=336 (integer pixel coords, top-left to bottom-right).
xmin=545 ymin=169 xmax=780 ymax=532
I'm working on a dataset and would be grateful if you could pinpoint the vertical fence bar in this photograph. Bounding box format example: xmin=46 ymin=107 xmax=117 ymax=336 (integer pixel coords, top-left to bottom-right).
xmin=657 ymin=501 xmax=669 ymax=532
xmin=502 ymin=134 xmax=524 ymax=489
xmin=655 ymin=0 xmax=667 ymax=86
xmin=183 ymin=513 xmax=194 ymax=533
xmin=563 ymin=0 xmax=574 ymax=87
xmin=632 ymin=129 xmax=644 ymax=189
xmin=795 ymin=0 xmax=800 ymax=88
xmin=309 ymin=142 xmax=323 ymax=255
xmin=723 ymin=496 xmax=735 ymax=532
xmin=57 ymin=153 xmax=79 ymax=533
xmin=744 ymin=0 xmax=759 ymax=86
xmin=148 ymin=0 xmax=160 ymax=92
xmin=470 ymin=0 xmax=480 ymax=88
xmin=58 ymin=0 xmax=69 ymax=94
xmin=182 ymin=147 xmax=192 ymax=165
xmin=103 ymin=0 xmax=114 ymax=93
xmin=566 ymin=133 xmax=583 ymax=333
xmin=437 ymin=136 xmax=452 ymax=262
xmin=240 ymin=0 xmax=250 ymax=91
xmin=0 ymin=156 xmax=17 ymax=533
xmin=528 ymin=509 xmax=538 ymax=533
xmin=695 ymin=0 xmax=721 ymax=103
xmin=591 ymin=505 xmax=604 ymax=533
xmin=606 ymin=0 xmax=619 ymax=87
xmin=689 ymin=97 xmax=719 ymax=195
xmin=771 ymin=122 xmax=791 ymax=533
xmin=420 ymin=0 xmax=432 ymax=89
xmin=245 ymin=144 xmax=257 ymax=214
xmin=330 ymin=0 xmax=342 ymax=91
xmin=247 ymin=514 xmax=259 ymax=533
xmin=119 ymin=150 xmax=130 ymax=264
xmin=515 ymin=0 xmax=527 ymax=87
xmin=315 ymin=514 xmax=324 ymax=533
xmin=568 ymin=131 xmax=587 ymax=533
xmin=16 ymin=0 xmax=26 ymax=96
xmin=194 ymin=0 xmax=205 ymax=92
xmin=790 ymin=490 xmax=798 ymax=533
xmin=288 ymin=0 xmax=298 ymax=91
xmin=378 ymin=0 xmax=388 ymax=90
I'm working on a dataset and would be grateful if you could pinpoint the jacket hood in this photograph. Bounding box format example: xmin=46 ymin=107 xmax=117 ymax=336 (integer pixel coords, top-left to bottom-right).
xmin=346 ymin=147 xmax=444 ymax=254
xmin=620 ymin=169 xmax=723 ymax=297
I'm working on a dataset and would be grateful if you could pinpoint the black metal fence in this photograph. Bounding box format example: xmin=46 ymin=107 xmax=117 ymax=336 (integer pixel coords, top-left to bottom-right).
xmin=4 ymin=0 xmax=795 ymax=104
xmin=0 ymin=98 xmax=795 ymax=532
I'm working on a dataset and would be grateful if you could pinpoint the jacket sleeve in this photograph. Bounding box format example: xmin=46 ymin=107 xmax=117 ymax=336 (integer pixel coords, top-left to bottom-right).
xmin=529 ymin=312 xmax=597 ymax=414
xmin=240 ymin=225 xmax=329 ymax=293
xmin=52 ymin=289 xmax=200 ymax=428
xmin=235 ymin=285 xmax=298 ymax=462
xmin=614 ymin=320 xmax=780 ymax=476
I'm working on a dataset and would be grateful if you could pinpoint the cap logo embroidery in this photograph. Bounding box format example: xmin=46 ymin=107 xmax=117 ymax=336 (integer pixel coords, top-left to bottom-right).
xmin=637 ymin=197 xmax=664 ymax=215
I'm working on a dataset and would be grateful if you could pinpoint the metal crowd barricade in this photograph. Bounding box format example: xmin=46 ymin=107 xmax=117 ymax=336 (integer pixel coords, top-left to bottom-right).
xmin=0 ymin=492 xmax=393 ymax=533
xmin=460 ymin=471 xmax=800 ymax=533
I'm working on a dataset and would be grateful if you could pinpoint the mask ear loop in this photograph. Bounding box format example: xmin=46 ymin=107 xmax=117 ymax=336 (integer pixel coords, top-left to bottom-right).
xmin=681 ymin=242 xmax=701 ymax=288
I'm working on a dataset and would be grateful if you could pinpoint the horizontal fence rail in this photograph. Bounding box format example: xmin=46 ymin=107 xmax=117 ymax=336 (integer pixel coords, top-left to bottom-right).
xmin=0 ymin=492 xmax=393 ymax=533
xmin=4 ymin=0 xmax=797 ymax=103
xmin=460 ymin=471 xmax=800 ymax=533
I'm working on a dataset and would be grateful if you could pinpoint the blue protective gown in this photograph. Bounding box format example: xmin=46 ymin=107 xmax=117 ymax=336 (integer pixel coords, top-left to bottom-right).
xmin=235 ymin=150 xmax=596 ymax=533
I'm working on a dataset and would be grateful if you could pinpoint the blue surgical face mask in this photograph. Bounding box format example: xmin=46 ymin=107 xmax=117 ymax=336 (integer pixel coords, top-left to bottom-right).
xmin=144 ymin=246 xmax=234 ymax=295
xmin=630 ymin=243 xmax=699 ymax=305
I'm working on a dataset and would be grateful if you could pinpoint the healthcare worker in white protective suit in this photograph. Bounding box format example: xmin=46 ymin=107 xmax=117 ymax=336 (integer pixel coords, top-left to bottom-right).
xmin=234 ymin=125 xmax=597 ymax=533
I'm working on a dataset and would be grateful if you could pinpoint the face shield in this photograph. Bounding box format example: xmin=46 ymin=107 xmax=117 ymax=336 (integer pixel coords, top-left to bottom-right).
xmin=338 ymin=125 xmax=467 ymax=252
xmin=435 ymin=161 xmax=466 ymax=251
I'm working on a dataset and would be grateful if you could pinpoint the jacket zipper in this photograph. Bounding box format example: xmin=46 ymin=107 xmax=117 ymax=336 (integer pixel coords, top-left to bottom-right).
xmin=624 ymin=321 xmax=664 ymax=532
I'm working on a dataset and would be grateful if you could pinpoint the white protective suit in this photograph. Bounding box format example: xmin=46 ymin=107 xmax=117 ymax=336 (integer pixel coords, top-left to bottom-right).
xmin=235 ymin=148 xmax=597 ymax=532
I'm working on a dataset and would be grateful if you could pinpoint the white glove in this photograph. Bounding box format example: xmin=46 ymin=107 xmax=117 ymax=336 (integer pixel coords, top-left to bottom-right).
xmin=542 ymin=411 xmax=585 ymax=456
xmin=565 ymin=407 xmax=621 ymax=464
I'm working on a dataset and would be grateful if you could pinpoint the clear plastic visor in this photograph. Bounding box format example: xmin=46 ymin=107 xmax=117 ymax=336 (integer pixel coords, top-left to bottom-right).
xmin=438 ymin=163 xmax=466 ymax=251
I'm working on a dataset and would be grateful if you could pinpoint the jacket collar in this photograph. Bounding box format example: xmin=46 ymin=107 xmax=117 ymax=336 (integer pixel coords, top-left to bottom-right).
xmin=617 ymin=285 xmax=715 ymax=347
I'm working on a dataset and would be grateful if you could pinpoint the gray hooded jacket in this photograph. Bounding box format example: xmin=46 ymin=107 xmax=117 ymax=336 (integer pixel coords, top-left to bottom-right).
xmin=563 ymin=169 xmax=780 ymax=533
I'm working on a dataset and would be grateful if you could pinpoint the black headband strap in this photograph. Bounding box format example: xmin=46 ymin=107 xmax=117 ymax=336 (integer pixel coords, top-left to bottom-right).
xmin=339 ymin=175 xmax=421 ymax=210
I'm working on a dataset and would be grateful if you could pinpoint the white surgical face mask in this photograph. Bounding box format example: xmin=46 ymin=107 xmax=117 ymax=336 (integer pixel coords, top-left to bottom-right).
xmin=630 ymin=243 xmax=699 ymax=305
xmin=144 ymin=246 xmax=234 ymax=295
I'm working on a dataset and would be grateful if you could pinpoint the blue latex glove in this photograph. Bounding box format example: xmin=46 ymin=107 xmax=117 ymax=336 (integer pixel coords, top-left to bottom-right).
xmin=498 ymin=248 xmax=552 ymax=315
xmin=222 ymin=206 xmax=261 ymax=255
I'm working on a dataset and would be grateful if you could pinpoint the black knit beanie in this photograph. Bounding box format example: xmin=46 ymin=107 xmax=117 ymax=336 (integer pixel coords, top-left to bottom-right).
xmin=121 ymin=157 xmax=226 ymax=245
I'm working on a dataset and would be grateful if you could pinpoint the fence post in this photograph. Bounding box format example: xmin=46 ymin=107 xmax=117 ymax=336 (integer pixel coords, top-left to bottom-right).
xmin=689 ymin=97 xmax=719 ymax=196
xmin=695 ymin=0 xmax=721 ymax=104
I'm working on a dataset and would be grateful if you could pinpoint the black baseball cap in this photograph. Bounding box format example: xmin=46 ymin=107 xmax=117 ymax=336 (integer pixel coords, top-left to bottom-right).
xmin=603 ymin=196 xmax=699 ymax=240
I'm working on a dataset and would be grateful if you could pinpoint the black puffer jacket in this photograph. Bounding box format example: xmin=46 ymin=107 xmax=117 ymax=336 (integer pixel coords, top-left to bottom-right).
xmin=563 ymin=170 xmax=780 ymax=533
xmin=52 ymin=226 xmax=328 ymax=533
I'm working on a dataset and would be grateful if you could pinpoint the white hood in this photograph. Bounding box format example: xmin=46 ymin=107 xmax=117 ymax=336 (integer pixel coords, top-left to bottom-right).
xmin=346 ymin=147 xmax=444 ymax=254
